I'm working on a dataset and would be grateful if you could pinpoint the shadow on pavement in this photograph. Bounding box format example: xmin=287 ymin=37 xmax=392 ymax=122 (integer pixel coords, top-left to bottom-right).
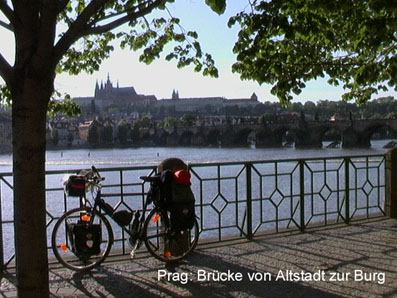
xmin=59 ymin=250 xmax=340 ymax=297
xmin=174 ymin=251 xmax=340 ymax=298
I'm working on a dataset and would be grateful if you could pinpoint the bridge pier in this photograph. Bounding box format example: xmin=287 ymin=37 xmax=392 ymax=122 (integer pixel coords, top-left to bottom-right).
xmin=342 ymin=128 xmax=371 ymax=148
xmin=294 ymin=129 xmax=323 ymax=148
xmin=255 ymin=128 xmax=282 ymax=147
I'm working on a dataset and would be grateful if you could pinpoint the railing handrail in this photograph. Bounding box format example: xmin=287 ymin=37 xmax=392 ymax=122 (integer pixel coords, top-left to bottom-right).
xmin=0 ymin=153 xmax=386 ymax=177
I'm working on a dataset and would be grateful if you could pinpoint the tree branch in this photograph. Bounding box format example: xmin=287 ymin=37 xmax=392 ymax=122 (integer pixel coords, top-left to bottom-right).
xmin=84 ymin=0 xmax=166 ymax=36
xmin=0 ymin=0 xmax=14 ymax=23
xmin=57 ymin=0 xmax=69 ymax=14
xmin=0 ymin=19 xmax=13 ymax=31
xmin=87 ymin=10 xmax=126 ymax=26
xmin=36 ymin=0 xmax=59 ymax=60
xmin=54 ymin=0 xmax=109 ymax=62
xmin=0 ymin=52 xmax=12 ymax=84
xmin=54 ymin=0 xmax=167 ymax=61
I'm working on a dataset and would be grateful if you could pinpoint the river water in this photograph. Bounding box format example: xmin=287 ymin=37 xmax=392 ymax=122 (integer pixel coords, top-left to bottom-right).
xmin=0 ymin=140 xmax=390 ymax=172
xmin=0 ymin=141 xmax=391 ymax=263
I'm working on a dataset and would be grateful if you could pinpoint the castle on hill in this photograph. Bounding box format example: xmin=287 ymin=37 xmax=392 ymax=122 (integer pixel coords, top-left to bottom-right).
xmin=74 ymin=74 xmax=260 ymax=113
xmin=74 ymin=74 xmax=157 ymax=110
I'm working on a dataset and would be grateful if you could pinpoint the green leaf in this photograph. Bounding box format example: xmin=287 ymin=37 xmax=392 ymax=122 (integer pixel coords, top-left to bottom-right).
xmin=47 ymin=97 xmax=81 ymax=118
xmin=187 ymin=31 xmax=198 ymax=39
xmin=204 ymin=0 xmax=226 ymax=14
xmin=0 ymin=85 xmax=11 ymax=106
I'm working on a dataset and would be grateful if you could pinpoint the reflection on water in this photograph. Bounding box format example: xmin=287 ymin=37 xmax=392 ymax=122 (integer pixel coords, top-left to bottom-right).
xmin=0 ymin=139 xmax=391 ymax=172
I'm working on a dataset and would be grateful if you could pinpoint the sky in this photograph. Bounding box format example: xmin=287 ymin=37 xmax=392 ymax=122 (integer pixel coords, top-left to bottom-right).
xmin=0 ymin=1 xmax=396 ymax=103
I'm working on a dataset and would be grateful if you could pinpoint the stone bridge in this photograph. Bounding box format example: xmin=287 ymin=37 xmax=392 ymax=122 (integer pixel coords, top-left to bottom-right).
xmin=147 ymin=118 xmax=397 ymax=148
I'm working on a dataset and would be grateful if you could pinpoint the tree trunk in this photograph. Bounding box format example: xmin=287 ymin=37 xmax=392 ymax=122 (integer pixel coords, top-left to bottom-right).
xmin=12 ymin=75 xmax=51 ymax=297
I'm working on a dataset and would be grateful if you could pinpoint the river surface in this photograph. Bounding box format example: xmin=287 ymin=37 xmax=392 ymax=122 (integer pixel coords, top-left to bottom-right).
xmin=0 ymin=140 xmax=391 ymax=172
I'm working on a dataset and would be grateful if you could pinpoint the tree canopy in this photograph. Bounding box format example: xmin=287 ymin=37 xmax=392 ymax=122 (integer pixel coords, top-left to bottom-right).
xmin=229 ymin=0 xmax=397 ymax=105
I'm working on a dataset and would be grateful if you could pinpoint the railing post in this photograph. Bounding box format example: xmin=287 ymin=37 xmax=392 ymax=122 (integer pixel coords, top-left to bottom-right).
xmin=0 ymin=179 xmax=3 ymax=272
xmin=344 ymin=157 xmax=350 ymax=224
xmin=386 ymin=149 xmax=397 ymax=218
xmin=299 ymin=160 xmax=305 ymax=232
xmin=246 ymin=162 xmax=253 ymax=240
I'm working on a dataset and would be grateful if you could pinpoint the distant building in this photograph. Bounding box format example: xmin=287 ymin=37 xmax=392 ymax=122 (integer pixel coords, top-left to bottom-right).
xmin=157 ymin=96 xmax=225 ymax=113
xmin=156 ymin=91 xmax=260 ymax=113
xmin=48 ymin=118 xmax=80 ymax=146
xmin=225 ymin=93 xmax=259 ymax=108
xmin=78 ymin=120 xmax=93 ymax=143
xmin=73 ymin=77 xmax=260 ymax=114
xmin=74 ymin=74 xmax=157 ymax=111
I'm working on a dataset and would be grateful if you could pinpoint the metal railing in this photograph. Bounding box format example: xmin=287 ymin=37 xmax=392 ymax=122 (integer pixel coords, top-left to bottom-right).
xmin=0 ymin=154 xmax=386 ymax=269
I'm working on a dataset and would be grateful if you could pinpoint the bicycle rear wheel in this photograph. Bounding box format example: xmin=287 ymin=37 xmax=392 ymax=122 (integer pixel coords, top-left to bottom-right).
xmin=143 ymin=208 xmax=199 ymax=262
xmin=51 ymin=207 xmax=113 ymax=271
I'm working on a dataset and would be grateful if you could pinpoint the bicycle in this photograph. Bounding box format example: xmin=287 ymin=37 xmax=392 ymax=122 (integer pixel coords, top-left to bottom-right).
xmin=51 ymin=166 xmax=199 ymax=272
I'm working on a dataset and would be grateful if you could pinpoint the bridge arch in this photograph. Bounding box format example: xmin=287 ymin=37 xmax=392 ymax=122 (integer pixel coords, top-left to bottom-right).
xmin=320 ymin=126 xmax=342 ymax=148
xmin=362 ymin=124 xmax=397 ymax=146
xmin=280 ymin=128 xmax=297 ymax=147
xmin=341 ymin=127 xmax=370 ymax=148
xmin=191 ymin=131 xmax=206 ymax=146
xmin=254 ymin=127 xmax=287 ymax=147
xmin=231 ymin=127 xmax=254 ymax=146
xmin=206 ymin=129 xmax=221 ymax=147
xmin=154 ymin=129 xmax=169 ymax=146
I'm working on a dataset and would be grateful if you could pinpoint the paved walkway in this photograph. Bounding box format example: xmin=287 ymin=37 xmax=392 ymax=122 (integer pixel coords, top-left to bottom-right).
xmin=1 ymin=218 xmax=397 ymax=297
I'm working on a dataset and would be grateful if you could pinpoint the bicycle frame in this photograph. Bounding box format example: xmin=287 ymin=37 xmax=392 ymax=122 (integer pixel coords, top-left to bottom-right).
xmin=86 ymin=181 xmax=169 ymax=246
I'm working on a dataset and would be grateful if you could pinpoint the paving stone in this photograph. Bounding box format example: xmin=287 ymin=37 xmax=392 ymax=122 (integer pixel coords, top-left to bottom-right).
xmin=0 ymin=218 xmax=396 ymax=298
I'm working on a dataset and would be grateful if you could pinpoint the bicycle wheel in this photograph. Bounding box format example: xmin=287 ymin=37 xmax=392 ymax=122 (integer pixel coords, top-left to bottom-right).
xmin=51 ymin=207 xmax=113 ymax=271
xmin=143 ymin=208 xmax=199 ymax=262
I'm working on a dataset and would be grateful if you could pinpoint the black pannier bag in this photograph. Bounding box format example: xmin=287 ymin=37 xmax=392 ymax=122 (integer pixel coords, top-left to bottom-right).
xmin=97 ymin=199 xmax=133 ymax=226
xmin=65 ymin=175 xmax=86 ymax=197
xmin=67 ymin=222 xmax=101 ymax=257
xmin=112 ymin=210 xmax=133 ymax=226
xmin=161 ymin=170 xmax=196 ymax=231
xmin=170 ymin=184 xmax=195 ymax=231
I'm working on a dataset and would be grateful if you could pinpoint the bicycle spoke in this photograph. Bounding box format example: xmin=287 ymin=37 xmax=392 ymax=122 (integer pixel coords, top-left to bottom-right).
xmin=144 ymin=208 xmax=199 ymax=262
xmin=52 ymin=208 xmax=113 ymax=272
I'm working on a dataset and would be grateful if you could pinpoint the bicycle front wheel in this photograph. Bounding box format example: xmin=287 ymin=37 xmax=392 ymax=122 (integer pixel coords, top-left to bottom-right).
xmin=143 ymin=208 xmax=199 ymax=262
xmin=51 ymin=207 xmax=113 ymax=272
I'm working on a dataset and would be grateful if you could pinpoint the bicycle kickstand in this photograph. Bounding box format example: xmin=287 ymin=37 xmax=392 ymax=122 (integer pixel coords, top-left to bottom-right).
xmin=130 ymin=242 xmax=139 ymax=259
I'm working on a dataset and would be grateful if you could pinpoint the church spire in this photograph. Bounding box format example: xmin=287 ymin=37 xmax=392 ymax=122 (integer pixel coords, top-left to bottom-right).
xmin=171 ymin=89 xmax=179 ymax=100
xmin=95 ymin=80 xmax=99 ymax=97
xmin=105 ymin=73 xmax=112 ymax=89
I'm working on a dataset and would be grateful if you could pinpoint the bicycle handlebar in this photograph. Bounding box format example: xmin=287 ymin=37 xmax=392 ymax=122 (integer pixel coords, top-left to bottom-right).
xmin=84 ymin=166 xmax=105 ymax=184
xmin=139 ymin=176 xmax=160 ymax=183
